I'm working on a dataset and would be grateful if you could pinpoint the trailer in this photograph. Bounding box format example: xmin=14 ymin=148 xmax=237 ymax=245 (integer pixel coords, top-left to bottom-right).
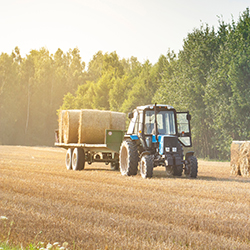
xmin=55 ymin=129 xmax=125 ymax=171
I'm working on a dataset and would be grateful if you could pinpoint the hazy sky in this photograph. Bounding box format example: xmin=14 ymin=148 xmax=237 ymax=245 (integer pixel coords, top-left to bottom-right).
xmin=1 ymin=0 xmax=249 ymax=66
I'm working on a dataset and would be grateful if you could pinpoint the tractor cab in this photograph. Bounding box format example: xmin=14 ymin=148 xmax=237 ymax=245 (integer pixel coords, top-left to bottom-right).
xmin=119 ymin=104 xmax=198 ymax=178
xmin=127 ymin=104 xmax=192 ymax=149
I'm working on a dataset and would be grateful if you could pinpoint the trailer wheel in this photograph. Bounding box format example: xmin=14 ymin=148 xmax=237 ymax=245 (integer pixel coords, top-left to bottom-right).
xmin=185 ymin=156 xmax=198 ymax=178
xmin=72 ymin=148 xmax=85 ymax=171
xmin=119 ymin=140 xmax=139 ymax=176
xmin=140 ymin=155 xmax=154 ymax=178
xmin=65 ymin=148 xmax=73 ymax=170
xmin=111 ymin=162 xmax=119 ymax=171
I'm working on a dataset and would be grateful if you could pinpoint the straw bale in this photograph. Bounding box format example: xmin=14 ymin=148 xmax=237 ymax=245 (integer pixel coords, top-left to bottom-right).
xmin=63 ymin=110 xmax=81 ymax=144
xmin=238 ymin=141 xmax=250 ymax=177
xmin=110 ymin=111 xmax=126 ymax=130
xmin=78 ymin=109 xmax=111 ymax=144
xmin=58 ymin=110 xmax=66 ymax=143
xmin=230 ymin=141 xmax=242 ymax=175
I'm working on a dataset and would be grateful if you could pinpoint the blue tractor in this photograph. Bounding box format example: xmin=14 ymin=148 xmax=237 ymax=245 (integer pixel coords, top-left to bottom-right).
xmin=119 ymin=104 xmax=198 ymax=178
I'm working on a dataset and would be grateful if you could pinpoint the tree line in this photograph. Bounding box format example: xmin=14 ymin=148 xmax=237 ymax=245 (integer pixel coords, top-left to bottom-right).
xmin=1 ymin=8 xmax=250 ymax=160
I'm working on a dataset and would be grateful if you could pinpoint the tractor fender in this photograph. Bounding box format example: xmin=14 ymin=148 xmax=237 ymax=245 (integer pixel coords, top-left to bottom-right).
xmin=140 ymin=151 xmax=151 ymax=158
xmin=124 ymin=135 xmax=139 ymax=141
xmin=185 ymin=151 xmax=194 ymax=160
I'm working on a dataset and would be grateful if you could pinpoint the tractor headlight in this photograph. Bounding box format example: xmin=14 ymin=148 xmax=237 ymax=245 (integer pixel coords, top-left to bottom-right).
xmin=165 ymin=147 xmax=170 ymax=152
xmin=172 ymin=147 xmax=177 ymax=152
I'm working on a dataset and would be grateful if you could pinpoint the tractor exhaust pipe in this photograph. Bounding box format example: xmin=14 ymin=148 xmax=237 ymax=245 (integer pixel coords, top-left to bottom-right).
xmin=154 ymin=103 xmax=159 ymax=141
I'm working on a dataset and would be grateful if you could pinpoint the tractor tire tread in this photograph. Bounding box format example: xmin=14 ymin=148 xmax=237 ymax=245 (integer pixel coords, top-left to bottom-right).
xmin=119 ymin=140 xmax=139 ymax=176
xmin=140 ymin=154 xmax=154 ymax=178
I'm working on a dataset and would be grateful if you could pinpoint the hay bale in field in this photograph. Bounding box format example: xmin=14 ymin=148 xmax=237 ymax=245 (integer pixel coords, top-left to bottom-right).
xmin=78 ymin=109 xmax=111 ymax=144
xmin=110 ymin=111 xmax=126 ymax=130
xmin=63 ymin=110 xmax=81 ymax=144
xmin=238 ymin=141 xmax=250 ymax=177
xmin=230 ymin=141 xmax=243 ymax=176
xmin=58 ymin=110 xmax=66 ymax=143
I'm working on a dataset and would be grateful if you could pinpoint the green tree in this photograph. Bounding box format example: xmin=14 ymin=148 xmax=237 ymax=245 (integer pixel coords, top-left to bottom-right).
xmin=205 ymin=8 xmax=250 ymax=158
xmin=0 ymin=49 xmax=22 ymax=144
xmin=121 ymin=60 xmax=158 ymax=113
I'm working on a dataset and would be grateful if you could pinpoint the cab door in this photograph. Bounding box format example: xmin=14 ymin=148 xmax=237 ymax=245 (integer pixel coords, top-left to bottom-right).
xmin=176 ymin=112 xmax=192 ymax=147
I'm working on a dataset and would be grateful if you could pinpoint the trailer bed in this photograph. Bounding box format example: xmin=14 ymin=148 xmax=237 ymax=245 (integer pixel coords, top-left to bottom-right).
xmin=55 ymin=142 xmax=118 ymax=153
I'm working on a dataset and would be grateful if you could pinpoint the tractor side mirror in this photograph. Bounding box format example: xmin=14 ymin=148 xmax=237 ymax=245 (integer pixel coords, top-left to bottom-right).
xmin=128 ymin=112 xmax=133 ymax=119
xmin=186 ymin=114 xmax=191 ymax=121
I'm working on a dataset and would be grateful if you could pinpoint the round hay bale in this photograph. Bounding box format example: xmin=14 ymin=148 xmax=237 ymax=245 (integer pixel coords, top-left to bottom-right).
xmin=240 ymin=157 xmax=249 ymax=177
xmin=78 ymin=109 xmax=111 ymax=144
xmin=110 ymin=111 xmax=126 ymax=130
xmin=63 ymin=110 xmax=81 ymax=144
xmin=58 ymin=110 xmax=66 ymax=143
xmin=230 ymin=141 xmax=243 ymax=175
xmin=238 ymin=141 xmax=250 ymax=177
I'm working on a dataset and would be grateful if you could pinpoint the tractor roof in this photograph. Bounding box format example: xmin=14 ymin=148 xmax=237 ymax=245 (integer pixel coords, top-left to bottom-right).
xmin=136 ymin=104 xmax=175 ymax=111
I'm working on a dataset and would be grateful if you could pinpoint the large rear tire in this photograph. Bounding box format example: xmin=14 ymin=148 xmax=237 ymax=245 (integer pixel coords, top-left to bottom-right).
xmin=119 ymin=140 xmax=139 ymax=176
xmin=72 ymin=148 xmax=85 ymax=171
xmin=140 ymin=155 xmax=154 ymax=178
xmin=65 ymin=148 xmax=73 ymax=170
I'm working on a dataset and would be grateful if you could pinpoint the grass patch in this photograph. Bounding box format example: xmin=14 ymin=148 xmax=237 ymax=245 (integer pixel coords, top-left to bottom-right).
xmin=0 ymin=241 xmax=69 ymax=250
xmin=0 ymin=242 xmax=19 ymax=250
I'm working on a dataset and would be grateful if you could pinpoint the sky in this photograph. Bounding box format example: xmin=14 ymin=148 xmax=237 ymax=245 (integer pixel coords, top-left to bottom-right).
xmin=0 ymin=0 xmax=249 ymax=66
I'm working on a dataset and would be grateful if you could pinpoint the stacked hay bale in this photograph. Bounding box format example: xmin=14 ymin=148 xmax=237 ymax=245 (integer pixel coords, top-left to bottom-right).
xmin=110 ymin=111 xmax=126 ymax=130
xmin=78 ymin=109 xmax=126 ymax=144
xmin=58 ymin=109 xmax=126 ymax=144
xmin=230 ymin=141 xmax=250 ymax=177
xmin=62 ymin=110 xmax=81 ymax=144
xmin=58 ymin=110 xmax=66 ymax=143
xmin=78 ymin=109 xmax=111 ymax=144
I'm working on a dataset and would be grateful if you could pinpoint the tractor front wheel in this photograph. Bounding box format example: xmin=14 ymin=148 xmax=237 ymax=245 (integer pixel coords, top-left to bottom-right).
xmin=173 ymin=165 xmax=183 ymax=176
xmin=119 ymin=140 xmax=139 ymax=176
xmin=140 ymin=155 xmax=154 ymax=178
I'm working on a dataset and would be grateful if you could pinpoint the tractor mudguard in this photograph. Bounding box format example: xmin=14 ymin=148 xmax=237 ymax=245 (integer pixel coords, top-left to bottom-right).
xmin=129 ymin=135 xmax=139 ymax=141
xmin=140 ymin=151 xmax=151 ymax=158
xmin=185 ymin=151 xmax=194 ymax=159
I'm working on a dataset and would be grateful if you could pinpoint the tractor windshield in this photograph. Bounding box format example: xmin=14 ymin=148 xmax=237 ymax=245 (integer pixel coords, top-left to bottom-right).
xmin=145 ymin=110 xmax=176 ymax=135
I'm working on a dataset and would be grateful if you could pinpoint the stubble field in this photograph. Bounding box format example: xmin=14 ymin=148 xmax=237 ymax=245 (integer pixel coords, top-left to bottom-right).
xmin=1 ymin=145 xmax=250 ymax=249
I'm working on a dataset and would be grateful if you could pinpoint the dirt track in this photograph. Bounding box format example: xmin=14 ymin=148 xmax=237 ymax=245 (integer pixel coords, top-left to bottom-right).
xmin=1 ymin=146 xmax=250 ymax=249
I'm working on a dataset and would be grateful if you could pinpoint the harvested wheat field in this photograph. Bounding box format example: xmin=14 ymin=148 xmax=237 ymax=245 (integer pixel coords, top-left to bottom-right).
xmin=1 ymin=146 xmax=250 ymax=249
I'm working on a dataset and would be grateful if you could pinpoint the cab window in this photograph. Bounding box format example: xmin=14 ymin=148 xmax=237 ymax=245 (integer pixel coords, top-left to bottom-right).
xmin=127 ymin=111 xmax=138 ymax=134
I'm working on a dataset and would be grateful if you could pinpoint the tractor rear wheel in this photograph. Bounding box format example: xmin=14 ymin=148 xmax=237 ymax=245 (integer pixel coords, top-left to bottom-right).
xmin=119 ymin=140 xmax=139 ymax=176
xmin=72 ymin=148 xmax=85 ymax=171
xmin=140 ymin=155 xmax=154 ymax=178
xmin=185 ymin=156 xmax=198 ymax=178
